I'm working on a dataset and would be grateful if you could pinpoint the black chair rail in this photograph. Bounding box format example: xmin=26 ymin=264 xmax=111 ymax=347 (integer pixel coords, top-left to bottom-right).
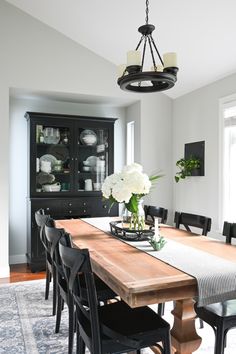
xmin=174 ymin=211 xmax=212 ymax=236
xmin=144 ymin=205 xmax=168 ymax=224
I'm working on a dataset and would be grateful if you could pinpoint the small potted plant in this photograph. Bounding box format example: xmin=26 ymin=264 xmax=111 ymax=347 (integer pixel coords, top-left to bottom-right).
xmin=175 ymin=156 xmax=200 ymax=183
xmin=149 ymin=235 xmax=167 ymax=251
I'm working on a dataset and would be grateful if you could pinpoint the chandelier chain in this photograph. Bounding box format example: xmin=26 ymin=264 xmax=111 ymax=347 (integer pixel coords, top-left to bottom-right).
xmin=145 ymin=0 xmax=149 ymax=24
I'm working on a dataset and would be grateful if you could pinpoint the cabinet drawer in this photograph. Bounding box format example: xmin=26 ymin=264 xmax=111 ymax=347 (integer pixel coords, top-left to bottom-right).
xmin=61 ymin=199 xmax=89 ymax=209
xmin=91 ymin=198 xmax=111 ymax=216
xmin=61 ymin=206 xmax=92 ymax=217
xmin=31 ymin=199 xmax=62 ymax=215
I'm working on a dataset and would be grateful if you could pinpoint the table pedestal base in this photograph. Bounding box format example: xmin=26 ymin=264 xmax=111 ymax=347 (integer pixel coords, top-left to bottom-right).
xmin=171 ymin=299 xmax=201 ymax=354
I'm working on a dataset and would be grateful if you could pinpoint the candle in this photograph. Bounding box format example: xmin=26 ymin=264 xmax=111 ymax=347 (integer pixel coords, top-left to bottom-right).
xmin=163 ymin=52 xmax=177 ymax=68
xmin=154 ymin=217 xmax=159 ymax=241
xmin=127 ymin=50 xmax=141 ymax=66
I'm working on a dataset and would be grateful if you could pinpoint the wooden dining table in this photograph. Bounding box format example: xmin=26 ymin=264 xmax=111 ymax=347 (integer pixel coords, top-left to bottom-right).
xmin=56 ymin=217 xmax=236 ymax=354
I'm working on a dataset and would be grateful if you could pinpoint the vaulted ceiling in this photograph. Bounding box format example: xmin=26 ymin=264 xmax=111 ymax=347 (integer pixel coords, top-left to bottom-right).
xmin=6 ymin=0 xmax=236 ymax=98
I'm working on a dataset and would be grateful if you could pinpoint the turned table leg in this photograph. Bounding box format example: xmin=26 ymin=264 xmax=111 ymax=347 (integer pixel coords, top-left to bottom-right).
xmin=171 ymin=299 xmax=202 ymax=354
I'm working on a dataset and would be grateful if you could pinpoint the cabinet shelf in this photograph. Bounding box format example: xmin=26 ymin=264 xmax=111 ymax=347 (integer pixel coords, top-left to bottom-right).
xmin=78 ymin=171 xmax=106 ymax=175
xmin=36 ymin=143 xmax=69 ymax=147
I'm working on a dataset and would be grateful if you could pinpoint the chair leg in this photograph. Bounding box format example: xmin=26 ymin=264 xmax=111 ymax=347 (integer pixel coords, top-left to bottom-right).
xmin=76 ymin=332 xmax=85 ymax=354
xmin=68 ymin=294 xmax=74 ymax=354
xmin=162 ymin=333 xmax=172 ymax=354
xmin=214 ymin=325 xmax=225 ymax=354
xmin=52 ymin=267 xmax=58 ymax=316
xmin=157 ymin=302 xmax=165 ymax=316
xmin=224 ymin=329 xmax=228 ymax=348
xmin=45 ymin=266 xmax=50 ymax=300
xmin=52 ymin=267 xmax=57 ymax=316
xmin=199 ymin=318 xmax=204 ymax=329
xmin=55 ymin=291 xmax=62 ymax=333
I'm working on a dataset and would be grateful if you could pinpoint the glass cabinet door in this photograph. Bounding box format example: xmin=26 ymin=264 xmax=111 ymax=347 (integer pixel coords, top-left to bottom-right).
xmin=35 ymin=123 xmax=73 ymax=194
xmin=76 ymin=126 xmax=109 ymax=192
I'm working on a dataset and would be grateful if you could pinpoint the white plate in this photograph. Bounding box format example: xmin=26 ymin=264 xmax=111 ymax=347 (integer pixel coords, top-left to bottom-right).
xmin=43 ymin=128 xmax=60 ymax=144
xmin=43 ymin=183 xmax=61 ymax=192
xmin=39 ymin=154 xmax=57 ymax=169
xmin=86 ymin=156 xmax=99 ymax=167
xmin=80 ymin=129 xmax=97 ymax=146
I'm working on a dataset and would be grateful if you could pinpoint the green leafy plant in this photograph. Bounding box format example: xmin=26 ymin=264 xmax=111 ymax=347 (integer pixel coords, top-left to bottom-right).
xmin=175 ymin=156 xmax=200 ymax=183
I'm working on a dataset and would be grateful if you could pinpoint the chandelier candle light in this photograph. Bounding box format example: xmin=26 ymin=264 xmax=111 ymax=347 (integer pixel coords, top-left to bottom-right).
xmin=117 ymin=0 xmax=178 ymax=93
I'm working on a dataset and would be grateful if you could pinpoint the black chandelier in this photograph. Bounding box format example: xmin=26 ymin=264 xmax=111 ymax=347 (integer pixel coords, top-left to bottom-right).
xmin=117 ymin=0 xmax=179 ymax=93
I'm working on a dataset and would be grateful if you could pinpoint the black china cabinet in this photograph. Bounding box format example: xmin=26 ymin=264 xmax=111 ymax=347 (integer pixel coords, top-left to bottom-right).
xmin=25 ymin=112 xmax=118 ymax=271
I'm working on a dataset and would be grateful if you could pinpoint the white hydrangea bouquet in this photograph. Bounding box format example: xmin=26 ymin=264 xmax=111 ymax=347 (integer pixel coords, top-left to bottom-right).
xmin=102 ymin=163 xmax=162 ymax=230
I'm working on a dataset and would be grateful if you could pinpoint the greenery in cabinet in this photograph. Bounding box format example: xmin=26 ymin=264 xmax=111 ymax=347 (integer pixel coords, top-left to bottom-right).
xmin=174 ymin=156 xmax=200 ymax=182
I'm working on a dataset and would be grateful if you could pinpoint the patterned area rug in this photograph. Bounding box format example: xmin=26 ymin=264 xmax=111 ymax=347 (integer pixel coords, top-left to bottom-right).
xmin=0 ymin=279 xmax=236 ymax=353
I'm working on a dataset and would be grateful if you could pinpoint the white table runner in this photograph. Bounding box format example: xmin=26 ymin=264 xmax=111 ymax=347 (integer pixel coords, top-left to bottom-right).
xmin=83 ymin=217 xmax=236 ymax=306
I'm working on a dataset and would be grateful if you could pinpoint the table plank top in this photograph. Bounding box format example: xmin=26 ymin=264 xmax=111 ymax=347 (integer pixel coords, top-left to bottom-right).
xmin=56 ymin=218 xmax=236 ymax=308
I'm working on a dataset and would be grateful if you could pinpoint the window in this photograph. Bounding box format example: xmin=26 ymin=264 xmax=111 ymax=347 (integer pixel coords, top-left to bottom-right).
xmin=126 ymin=121 xmax=134 ymax=164
xmin=222 ymin=102 xmax=236 ymax=222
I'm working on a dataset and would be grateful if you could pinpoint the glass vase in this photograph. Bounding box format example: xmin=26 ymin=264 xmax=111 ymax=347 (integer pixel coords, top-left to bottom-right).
xmin=122 ymin=199 xmax=145 ymax=231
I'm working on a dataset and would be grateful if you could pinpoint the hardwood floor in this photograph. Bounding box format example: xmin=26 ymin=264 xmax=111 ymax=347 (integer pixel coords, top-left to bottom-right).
xmin=0 ymin=263 xmax=45 ymax=284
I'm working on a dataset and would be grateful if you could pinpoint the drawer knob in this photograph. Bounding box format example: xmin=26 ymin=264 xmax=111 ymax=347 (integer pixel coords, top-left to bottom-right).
xmin=84 ymin=209 xmax=86 ymax=213
xmin=69 ymin=203 xmax=72 ymax=206
xmin=69 ymin=210 xmax=72 ymax=214
xmin=83 ymin=202 xmax=86 ymax=206
xmin=46 ymin=207 xmax=50 ymax=211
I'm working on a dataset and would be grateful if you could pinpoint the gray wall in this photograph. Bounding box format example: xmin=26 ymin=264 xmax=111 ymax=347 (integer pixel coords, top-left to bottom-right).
xmin=141 ymin=94 xmax=173 ymax=223
xmin=126 ymin=101 xmax=141 ymax=163
xmin=173 ymin=73 xmax=236 ymax=233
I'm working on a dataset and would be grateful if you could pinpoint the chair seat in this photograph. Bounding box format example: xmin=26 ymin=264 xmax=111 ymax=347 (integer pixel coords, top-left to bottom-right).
xmin=197 ymin=299 xmax=236 ymax=318
xmin=100 ymin=300 xmax=170 ymax=335
xmin=81 ymin=300 xmax=170 ymax=353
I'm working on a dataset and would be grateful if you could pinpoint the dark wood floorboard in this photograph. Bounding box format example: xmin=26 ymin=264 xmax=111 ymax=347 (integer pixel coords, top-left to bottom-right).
xmin=0 ymin=263 xmax=45 ymax=284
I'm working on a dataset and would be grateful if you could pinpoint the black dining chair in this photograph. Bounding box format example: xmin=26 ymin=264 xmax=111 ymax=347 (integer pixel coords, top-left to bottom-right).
xmin=59 ymin=235 xmax=172 ymax=354
xmin=144 ymin=205 xmax=168 ymax=224
xmin=35 ymin=209 xmax=57 ymax=316
xmin=45 ymin=224 xmax=118 ymax=354
xmin=44 ymin=223 xmax=75 ymax=354
xmin=174 ymin=211 xmax=212 ymax=236
xmin=222 ymin=221 xmax=236 ymax=244
xmin=194 ymin=221 xmax=236 ymax=354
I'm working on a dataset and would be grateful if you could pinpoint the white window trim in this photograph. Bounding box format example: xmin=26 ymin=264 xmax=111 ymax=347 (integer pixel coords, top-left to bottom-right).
xmin=126 ymin=121 xmax=134 ymax=165
xmin=219 ymin=93 xmax=236 ymax=229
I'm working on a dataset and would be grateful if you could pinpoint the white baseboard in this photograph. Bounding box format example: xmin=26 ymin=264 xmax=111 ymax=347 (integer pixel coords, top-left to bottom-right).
xmin=0 ymin=265 xmax=10 ymax=278
xmin=9 ymin=254 xmax=27 ymax=265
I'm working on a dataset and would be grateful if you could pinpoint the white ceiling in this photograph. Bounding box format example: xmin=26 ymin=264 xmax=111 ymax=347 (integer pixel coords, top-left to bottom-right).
xmin=6 ymin=0 xmax=236 ymax=99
